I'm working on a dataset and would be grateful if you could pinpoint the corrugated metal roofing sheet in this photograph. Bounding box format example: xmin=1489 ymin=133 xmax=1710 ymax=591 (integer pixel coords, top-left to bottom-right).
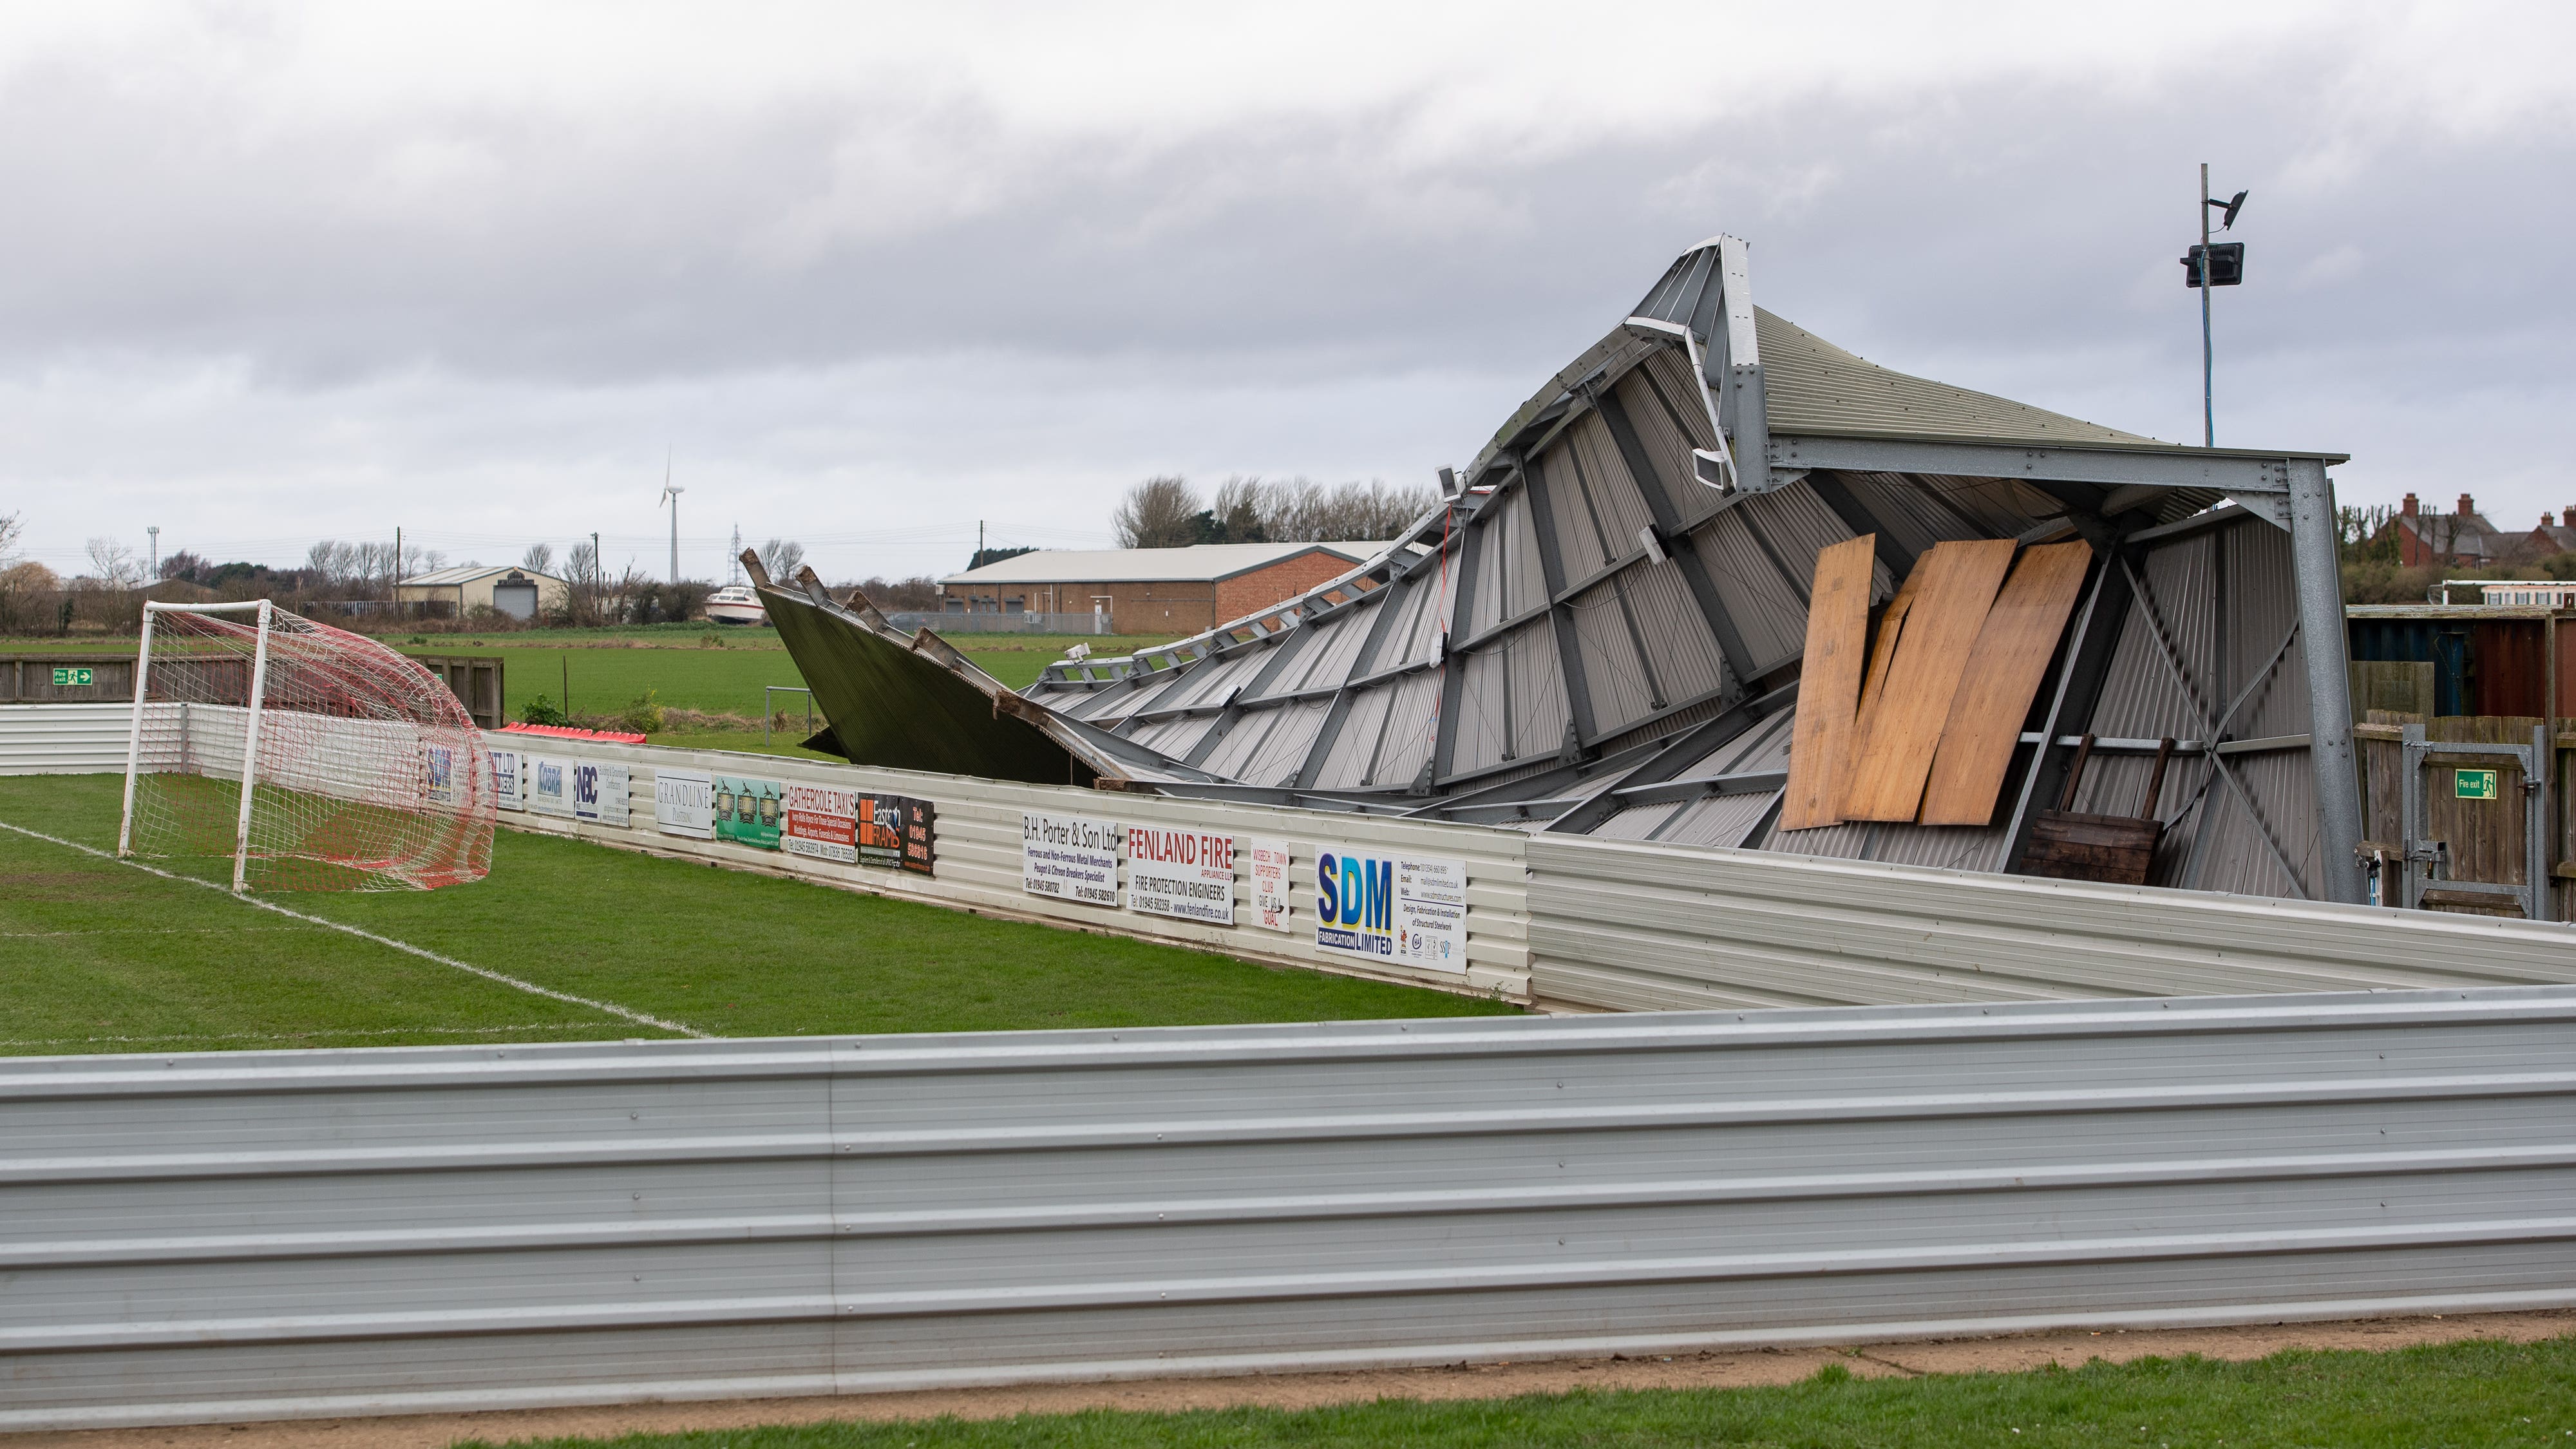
xmin=1757 ymin=310 xmax=2166 ymax=448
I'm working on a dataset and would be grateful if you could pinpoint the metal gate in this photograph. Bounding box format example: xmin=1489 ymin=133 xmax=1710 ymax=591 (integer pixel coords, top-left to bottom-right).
xmin=2400 ymin=721 xmax=2551 ymax=920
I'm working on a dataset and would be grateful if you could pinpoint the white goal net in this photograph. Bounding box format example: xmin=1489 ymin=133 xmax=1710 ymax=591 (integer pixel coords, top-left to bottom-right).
xmin=117 ymin=601 xmax=497 ymax=891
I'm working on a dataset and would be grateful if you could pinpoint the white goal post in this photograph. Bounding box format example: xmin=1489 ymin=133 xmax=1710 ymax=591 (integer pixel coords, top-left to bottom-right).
xmin=117 ymin=600 xmax=497 ymax=893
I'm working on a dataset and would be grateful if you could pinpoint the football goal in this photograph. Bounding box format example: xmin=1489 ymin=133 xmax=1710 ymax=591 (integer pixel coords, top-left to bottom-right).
xmin=117 ymin=600 xmax=497 ymax=892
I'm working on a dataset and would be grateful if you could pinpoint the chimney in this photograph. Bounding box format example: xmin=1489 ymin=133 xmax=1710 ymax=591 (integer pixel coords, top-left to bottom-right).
xmin=2459 ymin=493 xmax=2477 ymax=516
xmin=2564 ymin=507 xmax=2574 ymax=529
xmin=2401 ymin=493 xmax=2419 ymax=516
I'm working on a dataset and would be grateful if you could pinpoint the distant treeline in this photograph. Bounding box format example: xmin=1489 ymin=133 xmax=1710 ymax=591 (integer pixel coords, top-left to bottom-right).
xmin=1113 ymin=475 xmax=1436 ymax=549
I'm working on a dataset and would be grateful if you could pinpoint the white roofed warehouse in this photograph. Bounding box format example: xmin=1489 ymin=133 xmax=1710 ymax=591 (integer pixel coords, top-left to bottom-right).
xmin=390 ymin=565 xmax=569 ymax=621
xmin=939 ymin=542 xmax=1390 ymax=634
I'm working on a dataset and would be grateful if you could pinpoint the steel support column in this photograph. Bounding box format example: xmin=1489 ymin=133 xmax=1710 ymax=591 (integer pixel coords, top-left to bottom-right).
xmin=2286 ymin=457 xmax=2367 ymax=904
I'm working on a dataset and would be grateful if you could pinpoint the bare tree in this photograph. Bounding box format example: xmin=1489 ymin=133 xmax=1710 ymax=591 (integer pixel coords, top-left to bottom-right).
xmin=1113 ymin=475 xmax=1204 ymax=548
xmin=759 ymin=538 xmax=806 ymax=580
xmin=85 ymin=537 xmax=144 ymax=589
xmin=0 ymin=511 xmax=21 ymax=567
xmin=522 ymin=542 xmax=554 ymax=574
xmin=1208 ymin=477 xmax=1268 ymax=542
xmin=1307 ymin=478 xmax=1434 ymax=541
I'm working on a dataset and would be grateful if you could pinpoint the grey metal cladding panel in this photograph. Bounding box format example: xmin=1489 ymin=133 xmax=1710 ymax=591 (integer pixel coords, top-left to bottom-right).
xmin=1914 ymin=474 xmax=2067 ymax=539
xmin=1641 ymin=348 xmax=1719 ymax=453
xmin=1566 ymin=581 xmax=1656 ymax=734
xmin=1309 ymin=686 xmax=1397 ymax=791
xmin=1506 ymin=620 xmax=1570 ymax=758
xmin=1197 ymin=698 xmax=1314 ymax=784
xmin=1653 ymin=791 xmax=1777 ymax=849
xmin=1591 ymin=802 xmax=1683 ymax=840
xmin=1685 ymin=513 xmax=1805 ymax=667
xmin=2222 ymin=517 xmax=2312 ymax=739
xmin=1759 ymin=819 xmax=1874 ymax=861
xmin=1611 ymin=365 xmax=1708 ymax=528
xmin=1830 ymin=471 xmax=1987 ymax=567
xmin=1256 ymin=612 xmax=1368 ymax=699
xmin=2192 ymin=748 xmax=2324 ymax=900
xmin=1738 ymin=484 xmax=1853 ymax=596
xmin=1618 ymin=560 xmax=1727 ymax=705
xmin=1370 ymin=573 xmax=1451 ymax=676
xmin=1469 ymin=490 xmax=1545 ymax=636
xmin=1863 ymin=823 xmax=2012 ymax=875
xmin=2087 ymin=534 xmax=2219 ymax=742
xmin=1450 ymin=645 xmax=1512 ymax=775
xmin=1131 ymin=713 xmax=1219 ymax=758
xmin=1362 ymin=671 xmax=1444 ymax=790
xmin=1535 ymin=437 xmax=1613 ymax=569
xmin=1565 ymin=414 xmax=1656 ymax=558
xmin=1754 ymin=308 xmax=2163 ymax=449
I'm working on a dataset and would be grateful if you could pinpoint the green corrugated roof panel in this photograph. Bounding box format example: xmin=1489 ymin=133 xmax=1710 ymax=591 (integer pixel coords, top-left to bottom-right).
xmin=1756 ymin=308 xmax=2168 ymax=448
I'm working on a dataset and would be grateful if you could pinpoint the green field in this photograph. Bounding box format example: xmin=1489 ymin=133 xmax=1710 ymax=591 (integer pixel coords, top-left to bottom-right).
xmin=473 ymin=1336 xmax=2576 ymax=1449
xmin=0 ymin=773 xmax=1515 ymax=1056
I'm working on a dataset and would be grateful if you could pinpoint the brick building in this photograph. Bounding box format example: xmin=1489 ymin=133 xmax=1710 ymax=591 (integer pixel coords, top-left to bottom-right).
xmin=939 ymin=542 xmax=1387 ymax=634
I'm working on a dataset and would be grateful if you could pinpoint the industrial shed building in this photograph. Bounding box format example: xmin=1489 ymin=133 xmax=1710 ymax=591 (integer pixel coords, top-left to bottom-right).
xmin=939 ymin=543 xmax=1388 ymax=634
xmin=754 ymin=234 xmax=2366 ymax=907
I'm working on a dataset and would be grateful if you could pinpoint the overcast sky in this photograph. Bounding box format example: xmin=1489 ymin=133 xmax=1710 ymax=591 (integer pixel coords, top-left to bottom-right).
xmin=3 ymin=1 xmax=2570 ymax=583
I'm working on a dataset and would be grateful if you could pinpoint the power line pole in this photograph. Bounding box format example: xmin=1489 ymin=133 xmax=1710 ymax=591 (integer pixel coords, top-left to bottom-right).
xmin=2199 ymin=162 xmax=2215 ymax=448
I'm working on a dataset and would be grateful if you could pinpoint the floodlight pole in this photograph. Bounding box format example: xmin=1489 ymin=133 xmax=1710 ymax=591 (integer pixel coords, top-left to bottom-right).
xmin=232 ymin=598 xmax=274 ymax=894
xmin=2199 ymin=162 xmax=2215 ymax=448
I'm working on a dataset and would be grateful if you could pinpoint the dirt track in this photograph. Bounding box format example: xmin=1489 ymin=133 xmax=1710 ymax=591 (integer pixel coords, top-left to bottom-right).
xmin=19 ymin=1310 xmax=2571 ymax=1449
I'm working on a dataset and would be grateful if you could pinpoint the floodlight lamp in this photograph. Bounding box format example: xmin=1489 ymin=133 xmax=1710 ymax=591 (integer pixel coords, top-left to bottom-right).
xmin=2206 ymin=189 xmax=2249 ymax=230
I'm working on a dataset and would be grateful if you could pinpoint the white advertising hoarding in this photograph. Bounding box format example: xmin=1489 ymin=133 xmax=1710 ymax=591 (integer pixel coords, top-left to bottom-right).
xmin=654 ymin=766 xmax=714 ymax=839
xmin=1022 ymin=811 xmax=1121 ymax=907
xmin=1126 ymin=826 xmax=1236 ymax=925
xmin=572 ymin=760 xmax=630 ymax=827
xmin=529 ymin=755 xmax=574 ymax=819
xmin=1313 ymin=846 xmax=1468 ymax=974
xmin=784 ymin=782 xmax=860 ymax=864
xmin=1246 ymin=837 xmax=1293 ymax=931
xmin=488 ymin=748 xmax=526 ymax=812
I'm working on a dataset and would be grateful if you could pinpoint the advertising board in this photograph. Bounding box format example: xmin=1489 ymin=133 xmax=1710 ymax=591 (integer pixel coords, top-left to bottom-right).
xmin=653 ymin=767 xmax=714 ymax=840
xmin=488 ymin=748 xmax=525 ymax=812
xmin=423 ymin=744 xmax=458 ymax=810
xmin=1126 ymin=826 xmax=1236 ymax=925
xmin=713 ymin=775 xmax=782 ymax=850
xmin=788 ymin=784 xmax=937 ymax=873
xmin=573 ymin=760 xmax=630 ymax=827
xmin=1246 ymin=837 xmax=1292 ymax=931
xmin=1314 ymin=847 xmax=1468 ymax=973
xmin=1023 ymin=811 xmax=1120 ymax=907
xmin=529 ymin=755 xmax=574 ymax=819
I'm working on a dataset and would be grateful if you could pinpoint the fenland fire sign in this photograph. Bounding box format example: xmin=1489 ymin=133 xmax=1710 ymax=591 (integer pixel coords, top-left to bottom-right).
xmin=1313 ymin=848 xmax=1468 ymax=973
xmin=1126 ymin=826 xmax=1236 ymax=925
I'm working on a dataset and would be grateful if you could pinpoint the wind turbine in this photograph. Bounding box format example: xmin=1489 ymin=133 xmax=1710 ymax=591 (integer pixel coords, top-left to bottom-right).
xmin=658 ymin=455 xmax=685 ymax=585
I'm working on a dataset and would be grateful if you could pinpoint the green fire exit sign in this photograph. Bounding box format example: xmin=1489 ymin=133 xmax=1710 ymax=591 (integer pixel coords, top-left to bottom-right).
xmin=50 ymin=667 xmax=91 ymax=687
xmin=2455 ymin=768 xmax=2499 ymax=800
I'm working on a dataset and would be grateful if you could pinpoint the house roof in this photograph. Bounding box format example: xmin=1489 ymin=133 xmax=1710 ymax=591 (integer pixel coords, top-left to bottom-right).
xmin=397 ymin=565 xmax=564 ymax=587
xmin=941 ymin=542 xmax=1389 ymax=587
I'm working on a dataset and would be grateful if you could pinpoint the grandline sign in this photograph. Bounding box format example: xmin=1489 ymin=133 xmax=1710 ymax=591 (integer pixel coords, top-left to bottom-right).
xmin=1314 ymin=847 xmax=1468 ymax=974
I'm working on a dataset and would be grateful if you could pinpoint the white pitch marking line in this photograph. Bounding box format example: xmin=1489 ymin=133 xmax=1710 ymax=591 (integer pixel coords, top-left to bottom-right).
xmin=0 ymin=1023 xmax=615 ymax=1049
xmin=0 ymin=819 xmax=708 ymax=1039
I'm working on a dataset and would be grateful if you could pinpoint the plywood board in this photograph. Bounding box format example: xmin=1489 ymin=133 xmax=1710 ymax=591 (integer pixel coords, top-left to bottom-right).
xmin=1839 ymin=538 xmax=2018 ymax=822
xmin=1918 ymin=541 xmax=2094 ymax=826
xmin=1824 ymin=560 xmax=1923 ymax=824
xmin=1780 ymin=535 xmax=1877 ymax=830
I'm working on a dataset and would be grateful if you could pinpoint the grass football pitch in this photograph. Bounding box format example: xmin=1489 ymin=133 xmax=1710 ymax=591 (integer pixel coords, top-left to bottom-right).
xmin=0 ymin=773 xmax=1516 ymax=1056
xmin=468 ymin=1335 xmax=2576 ymax=1448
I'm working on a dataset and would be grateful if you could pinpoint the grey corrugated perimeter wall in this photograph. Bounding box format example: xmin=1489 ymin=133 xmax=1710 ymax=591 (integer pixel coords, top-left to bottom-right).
xmin=8 ymin=988 xmax=2576 ymax=1429
xmin=1527 ymin=835 xmax=2576 ymax=1012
